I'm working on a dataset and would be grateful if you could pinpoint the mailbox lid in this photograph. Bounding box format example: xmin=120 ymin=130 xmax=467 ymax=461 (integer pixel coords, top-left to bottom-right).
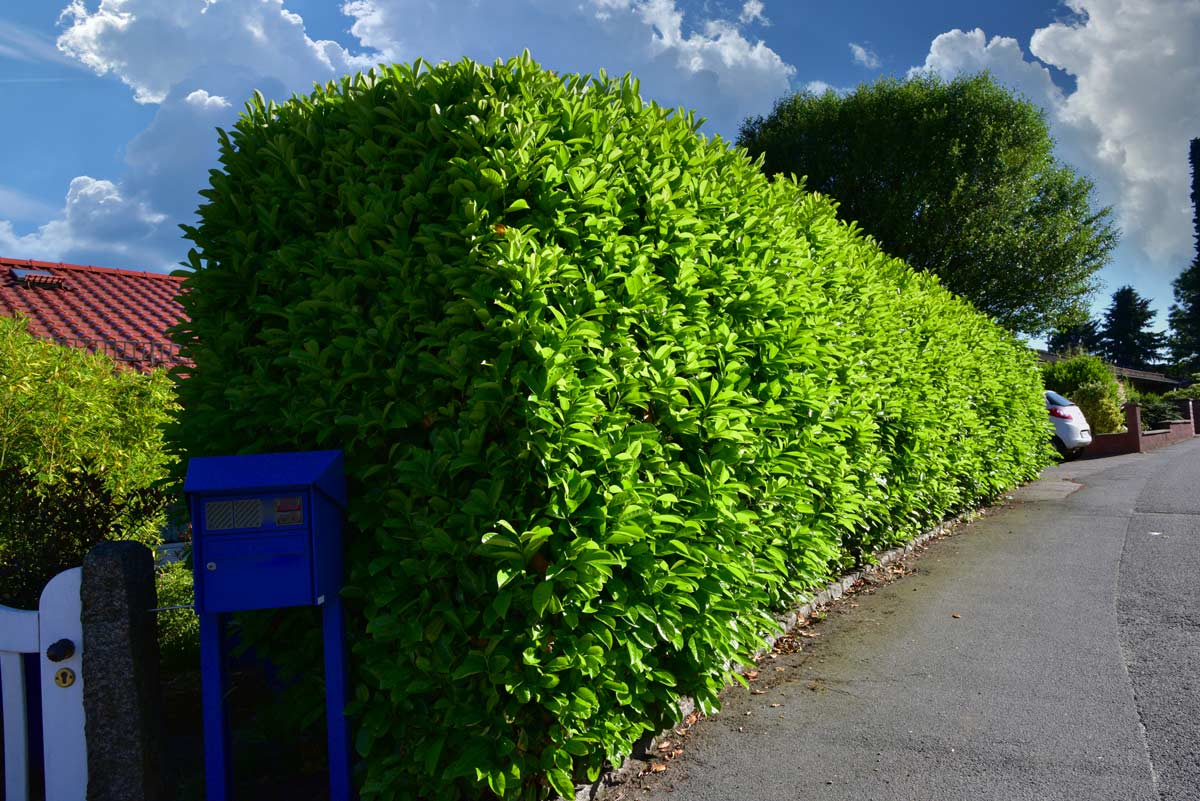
xmin=184 ymin=450 xmax=345 ymax=507
xmin=199 ymin=531 xmax=315 ymax=612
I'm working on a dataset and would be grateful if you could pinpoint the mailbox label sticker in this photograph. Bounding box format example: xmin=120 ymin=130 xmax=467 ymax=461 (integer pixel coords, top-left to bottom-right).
xmin=274 ymin=496 xmax=303 ymax=527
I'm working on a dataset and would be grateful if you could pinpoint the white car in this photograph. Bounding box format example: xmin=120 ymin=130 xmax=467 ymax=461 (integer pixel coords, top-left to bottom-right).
xmin=1045 ymin=390 xmax=1092 ymax=459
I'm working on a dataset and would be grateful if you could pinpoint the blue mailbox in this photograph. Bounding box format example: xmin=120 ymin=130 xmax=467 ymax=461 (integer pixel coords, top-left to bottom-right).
xmin=185 ymin=450 xmax=351 ymax=801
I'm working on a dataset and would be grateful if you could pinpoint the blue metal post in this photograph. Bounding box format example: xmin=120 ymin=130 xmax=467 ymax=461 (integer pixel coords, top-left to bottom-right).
xmin=323 ymin=595 xmax=352 ymax=800
xmin=199 ymin=612 xmax=230 ymax=801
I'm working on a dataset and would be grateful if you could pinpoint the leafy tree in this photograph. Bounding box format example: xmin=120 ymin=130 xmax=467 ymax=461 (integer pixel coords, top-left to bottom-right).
xmin=1167 ymin=137 xmax=1200 ymax=372
xmin=1100 ymin=285 xmax=1165 ymax=368
xmin=737 ymin=72 xmax=1118 ymax=335
xmin=1047 ymin=319 xmax=1101 ymax=354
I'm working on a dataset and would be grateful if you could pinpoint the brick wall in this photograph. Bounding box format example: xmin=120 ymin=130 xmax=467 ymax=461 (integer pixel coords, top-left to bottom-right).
xmin=1086 ymin=400 xmax=1197 ymax=458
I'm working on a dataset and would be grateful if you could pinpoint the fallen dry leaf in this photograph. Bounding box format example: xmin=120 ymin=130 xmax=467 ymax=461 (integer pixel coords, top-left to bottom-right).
xmin=745 ymin=670 xmax=760 ymax=680
xmin=770 ymin=703 xmax=782 ymax=708
xmin=951 ymin=613 xmax=961 ymax=619
xmin=649 ymin=763 xmax=666 ymax=773
xmin=751 ymin=689 xmax=767 ymax=695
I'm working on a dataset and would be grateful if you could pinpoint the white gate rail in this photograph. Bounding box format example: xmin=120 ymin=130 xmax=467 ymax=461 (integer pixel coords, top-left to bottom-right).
xmin=0 ymin=567 xmax=87 ymax=801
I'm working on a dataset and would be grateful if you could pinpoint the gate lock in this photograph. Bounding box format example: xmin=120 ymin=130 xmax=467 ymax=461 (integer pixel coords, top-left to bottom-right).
xmin=46 ymin=638 xmax=76 ymax=662
xmin=47 ymin=638 xmax=77 ymax=688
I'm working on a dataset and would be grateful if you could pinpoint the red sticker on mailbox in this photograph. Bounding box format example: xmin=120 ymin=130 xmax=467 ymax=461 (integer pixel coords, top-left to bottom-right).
xmin=274 ymin=496 xmax=303 ymax=526
xmin=275 ymin=497 xmax=302 ymax=512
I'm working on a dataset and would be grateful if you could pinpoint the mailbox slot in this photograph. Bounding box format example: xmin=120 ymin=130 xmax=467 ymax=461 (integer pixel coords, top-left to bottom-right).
xmin=200 ymin=531 xmax=314 ymax=612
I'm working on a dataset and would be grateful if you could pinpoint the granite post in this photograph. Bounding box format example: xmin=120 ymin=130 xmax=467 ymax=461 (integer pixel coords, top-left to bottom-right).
xmin=1123 ymin=403 xmax=1143 ymax=452
xmin=81 ymin=541 xmax=163 ymax=801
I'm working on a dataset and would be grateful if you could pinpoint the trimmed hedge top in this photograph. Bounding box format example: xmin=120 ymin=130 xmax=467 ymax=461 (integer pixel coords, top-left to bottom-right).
xmin=171 ymin=54 xmax=1051 ymax=800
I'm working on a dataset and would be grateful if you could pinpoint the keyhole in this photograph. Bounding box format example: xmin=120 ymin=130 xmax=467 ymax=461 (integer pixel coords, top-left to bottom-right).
xmin=54 ymin=667 xmax=76 ymax=688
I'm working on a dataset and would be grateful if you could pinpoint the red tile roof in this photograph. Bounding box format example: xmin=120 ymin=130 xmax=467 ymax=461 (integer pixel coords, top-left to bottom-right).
xmin=0 ymin=256 xmax=186 ymax=372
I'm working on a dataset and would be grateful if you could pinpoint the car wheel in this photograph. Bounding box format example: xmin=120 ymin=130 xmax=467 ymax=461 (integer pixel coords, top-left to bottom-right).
xmin=1052 ymin=436 xmax=1069 ymax=459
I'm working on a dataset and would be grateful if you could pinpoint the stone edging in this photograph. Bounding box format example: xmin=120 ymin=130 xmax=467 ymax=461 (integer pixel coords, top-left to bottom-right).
xmin=561 ymin=510 xmax=979 ymax=801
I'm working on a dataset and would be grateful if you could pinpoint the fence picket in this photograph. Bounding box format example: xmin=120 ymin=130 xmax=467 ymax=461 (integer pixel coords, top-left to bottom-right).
xmin=39 ymin=568 xmax=87 ymax=799
xmin=1 ymin=606 xmax=38 ymax=801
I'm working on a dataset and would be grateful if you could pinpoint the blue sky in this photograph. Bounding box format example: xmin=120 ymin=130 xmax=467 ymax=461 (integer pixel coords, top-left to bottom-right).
xmin=1 ymin=1 xmax=1197 ymax=337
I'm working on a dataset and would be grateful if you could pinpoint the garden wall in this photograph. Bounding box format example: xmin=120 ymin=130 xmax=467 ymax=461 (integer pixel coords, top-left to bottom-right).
xmin=1086 ymin=400 xmax=1197 ymax=458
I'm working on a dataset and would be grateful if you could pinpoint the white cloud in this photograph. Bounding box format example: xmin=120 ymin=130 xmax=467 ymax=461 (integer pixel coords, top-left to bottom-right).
xmin=910 ymin=5 xmax=1200 ymax=314
xmin=184 ymin=89 xmax=230 ymax=109
xmin=908 ymin=28 xmax=1063 ymax=105
xmin=1 ymin=0 xmax=796 ymax=272
xmin=342 ymin=0 xmax=794 ymax=137
xmin=739 ymin=1 xmax=767 ymax=25
xmin=849 ymin=42 xmax=879 ymax=69
xmin=0 ymin=177 xmax=168 ymax=268
xmin=1030 ymin=1 xmax=1199 ymax=267
xmin=805 ymin=80 xmax=844 ymax=95
xmin=55 ymin=0 xmax=377 ymax=104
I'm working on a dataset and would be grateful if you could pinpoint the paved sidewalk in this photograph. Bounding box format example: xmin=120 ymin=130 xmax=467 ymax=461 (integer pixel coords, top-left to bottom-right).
xmin=630 ymin=438 xmax=1200 ymax=801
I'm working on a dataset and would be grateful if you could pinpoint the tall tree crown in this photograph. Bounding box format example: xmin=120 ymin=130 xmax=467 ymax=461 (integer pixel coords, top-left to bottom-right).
xmin=737 ymin=72 xmax=1118 ymax=336
xmin=1101 ymin=285 xmax=1164 ymax=369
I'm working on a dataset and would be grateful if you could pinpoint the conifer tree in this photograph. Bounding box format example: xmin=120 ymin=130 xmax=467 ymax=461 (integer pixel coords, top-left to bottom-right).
xmin=1102 ymin=285 xmax=1165 ymax=368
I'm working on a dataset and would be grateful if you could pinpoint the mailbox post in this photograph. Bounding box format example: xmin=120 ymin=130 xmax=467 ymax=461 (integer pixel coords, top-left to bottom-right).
xmin=184 ymin=450 xmax=351 ymax=801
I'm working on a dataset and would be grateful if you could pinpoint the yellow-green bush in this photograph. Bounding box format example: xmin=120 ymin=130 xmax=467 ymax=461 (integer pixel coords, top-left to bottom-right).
xmin=0 ymin=315 xmax=177 ymax=608
xmin=1069 ymin=383 xmax=1125 ymax=434
xmin=170 ymin=55 xmax=1051 ymax=800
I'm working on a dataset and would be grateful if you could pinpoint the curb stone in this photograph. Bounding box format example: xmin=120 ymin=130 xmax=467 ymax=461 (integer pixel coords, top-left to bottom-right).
xmin=558 ymin=506 xmax=990 ymax=801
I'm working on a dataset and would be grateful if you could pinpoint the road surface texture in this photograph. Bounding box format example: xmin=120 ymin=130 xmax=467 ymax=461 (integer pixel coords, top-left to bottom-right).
xmin=630 ymin=437 xmax=1200 ymax=801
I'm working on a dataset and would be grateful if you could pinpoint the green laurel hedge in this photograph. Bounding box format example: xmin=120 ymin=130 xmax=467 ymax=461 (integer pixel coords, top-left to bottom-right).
xmin=170 ymin=55 xmax=1051 ymax=800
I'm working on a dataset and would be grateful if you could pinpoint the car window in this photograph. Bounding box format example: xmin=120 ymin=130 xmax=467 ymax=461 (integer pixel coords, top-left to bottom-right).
xmin=1045 ymin=391 xmax=1073 ymax=407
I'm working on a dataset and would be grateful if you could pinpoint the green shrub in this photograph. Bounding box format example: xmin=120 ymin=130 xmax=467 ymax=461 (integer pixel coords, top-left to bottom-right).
xmin=1041 ymin=352 xmax=1118 ymax=397
xmin=170 ymin=55 xmax=1051 ymax=800
xmin=0 ymin=315 xmax=177 ymax=608
xmin=1122 ymin=385 xmax=1188 ymax=430
xmin=155 ymin=558 xmax=199 ymax=673
xmin=1068 ymin=382 xmax=1124 ymax=434
xmin=1163 ymin=383 xmax=1200 ymax=401
xmin=1135 ymin=394 xmax=1184 ymax=430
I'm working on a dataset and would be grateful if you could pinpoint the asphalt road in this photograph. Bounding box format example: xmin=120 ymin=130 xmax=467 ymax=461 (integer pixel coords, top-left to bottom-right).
xmin=631 ymin=438 xmax=1200 ymax=801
